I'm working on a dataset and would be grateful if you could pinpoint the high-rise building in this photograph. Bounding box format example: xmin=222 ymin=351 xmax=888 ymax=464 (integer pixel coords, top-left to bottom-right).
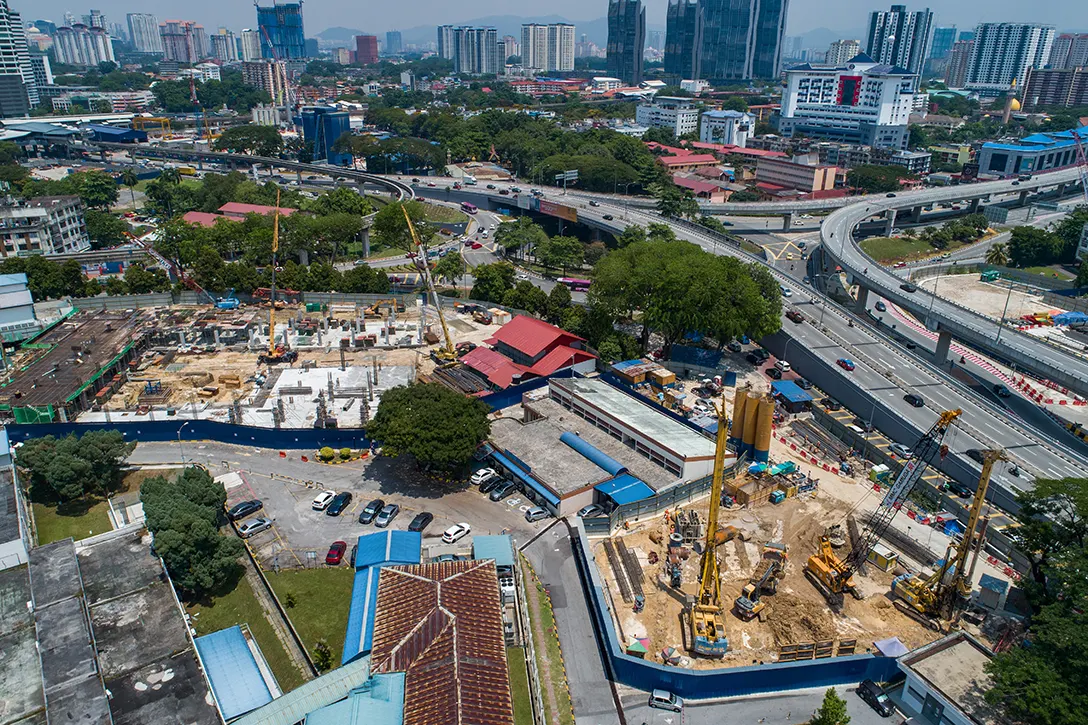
xmin=607 ymin=0 xmax=645 ymax=85
xmin=0 ymin=0 xmax=36 ymax=116
xmin=1022 ymin=66 xmax=1088 ymax=109
xmin=159 ymin=21 xmax=207 ymax=63
xmin=777 ymin=55 xmax=916 ymax=149
xmin=437 ymin=25 xmax=456 ymax=59
xmin=501 ymin=35 xmax=519 ymax=58
xmin=636 ymin=95 xmax=699 ymax=135
xmin=28 ymin=53 xmax=51 ymax=88
xmin=256 ymin=2 xmax=305 ymax=60
xmin=385 ymin=31 xmax=402 ymax=56
xmin=240 ymin=29 xmax=261 ymax=61
xmin=965 ymin=23 xmax=1054 ymax=94
xmin=127 ymin=14 xmax=163 ymax=54
xmin=355 ymin=35 xmax=378 ymax=65
xmin=437 ymin=27 xmax=500 ymax=74
xmin=521 ymin=23 xmax=574 ymax=71
xmin=826 ymin=39 xmax=861 ymax=65
xmin=944 ymin=39 xmax=972 ymax=87
xmin=1049 ymin=34 xmax=1088 ymax=70
xmin=242 ymin=60 xmax=288 ymax=104
xmin=664 ymin=0 xmax=702 ymax=83
xmin=33 ymin=19 xmax=56 ymax=35
xmin=299 ymin=106 xmax=351 ymax=166
xmin=83 ymin=9 xmax=105 ymax=30
xmin=865 ymin=4 xmax=933 ymax=77
xmin=304 ymin=37 xmax=317 ymax=57
xmin=54 ymin=24 xmax=115 ymax=67
xmin=108 ymin=23 xmax=126 ymax=43
xmin=700 ymin=0 xmax=789 ymax=81
xmin=648 ymin=29 xmax=664 ymax=50
xmin=211 ymin=28 xmax=238 ymax=62
xmin=783 ymin=35 xmax=803 ymax=59
xmin=929 ymin=26 xmax=957 ymax=60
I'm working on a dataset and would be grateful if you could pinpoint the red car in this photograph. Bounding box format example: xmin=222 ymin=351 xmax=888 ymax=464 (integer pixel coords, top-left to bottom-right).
xmin=837 ymin=358 xmax=856 ymax=371
xmin=471 ymin=242 xmax=483 ymax=249
xmin=325 ymin=541 xmax=347 ymax=565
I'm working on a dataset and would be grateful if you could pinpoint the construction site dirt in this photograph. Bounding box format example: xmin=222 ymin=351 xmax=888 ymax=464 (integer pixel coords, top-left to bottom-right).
xmin=592 ymin=488 xmax=940 ymax=671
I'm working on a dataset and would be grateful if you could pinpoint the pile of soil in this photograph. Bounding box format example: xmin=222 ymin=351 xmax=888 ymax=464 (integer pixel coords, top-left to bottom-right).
xmin=767 ymin=593 xmax=837 ymax=645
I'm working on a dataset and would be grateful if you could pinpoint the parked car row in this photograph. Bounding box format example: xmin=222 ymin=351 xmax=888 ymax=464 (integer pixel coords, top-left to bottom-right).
xmin=472 ymin=467 xmax=553 ymax=523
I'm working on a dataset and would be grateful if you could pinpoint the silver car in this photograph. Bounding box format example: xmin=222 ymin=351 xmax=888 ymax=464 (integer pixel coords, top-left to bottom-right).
xmin=237 ymin=517 xmax=272 ymax=538
xmin=374 ymin=503 xmax=400 ymax=528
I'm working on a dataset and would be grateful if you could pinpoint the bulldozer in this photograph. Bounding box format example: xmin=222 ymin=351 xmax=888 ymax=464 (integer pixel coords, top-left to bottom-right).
xmin=734 ymin=544 xmax=789 ymax=621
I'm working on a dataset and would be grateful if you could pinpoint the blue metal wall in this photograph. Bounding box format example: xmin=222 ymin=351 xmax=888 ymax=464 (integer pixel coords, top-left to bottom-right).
xmin=4 ymin=420 xmax=370 ymax=450
xmin=570 ymin=521 xmax=901 ymax=698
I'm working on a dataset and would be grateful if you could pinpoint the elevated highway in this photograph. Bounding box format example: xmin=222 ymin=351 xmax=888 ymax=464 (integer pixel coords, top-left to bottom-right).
xmin=819 ymin=167 xmax=1088 ymax=397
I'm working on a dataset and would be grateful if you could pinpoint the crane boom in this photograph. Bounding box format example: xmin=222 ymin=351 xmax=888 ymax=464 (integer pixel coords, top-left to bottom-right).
xmin=269 ymin=191 xmax=280 ymax=357
xmin=401 ymin=206 xmax=457 ymax=364
xmin=1072 ymin=128 xmax=1088 ymax=205
xmin=689 ymin=392 xmax=730 ymax=657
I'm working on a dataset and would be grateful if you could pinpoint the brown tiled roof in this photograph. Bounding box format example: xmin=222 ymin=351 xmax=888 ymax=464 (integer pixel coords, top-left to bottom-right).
xmin=370 ymin=560 xmax=514 ymax=725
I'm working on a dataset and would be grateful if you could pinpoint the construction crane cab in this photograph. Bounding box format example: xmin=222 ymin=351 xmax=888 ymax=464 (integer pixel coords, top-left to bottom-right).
xmin=688 ymin=393 xmax=730 ymax=657
xmin=734 ymin=544 xmax=788 ymax=621
xmin=805 ymin=409 xmax=962 ymax=609
xmin=892 ymin=449 xmax=1005 ymax=628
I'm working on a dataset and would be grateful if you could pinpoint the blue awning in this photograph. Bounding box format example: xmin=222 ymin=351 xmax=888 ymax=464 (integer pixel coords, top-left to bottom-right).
xmin=560 ymin=431 xmax=627 ymax=475
xmin=771 ymin=380 xmax=813 ymax=404
xmin=491 ymin=450 xmax=560 ymax=506
xmin=596 ymin=473 xmax=654 ymax=506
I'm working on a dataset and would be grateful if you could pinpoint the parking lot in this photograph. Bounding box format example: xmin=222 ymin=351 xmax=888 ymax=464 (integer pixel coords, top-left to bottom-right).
xmin=129 ymin=442 xmax=549 ymax=567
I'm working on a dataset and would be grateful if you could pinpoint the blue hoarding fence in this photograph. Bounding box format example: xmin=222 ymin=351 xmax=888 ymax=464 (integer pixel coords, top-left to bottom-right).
xmin=570 ymin=520 xmax=902 ymax=698
xmin=4 ymin=419 xmax=370 ymax=450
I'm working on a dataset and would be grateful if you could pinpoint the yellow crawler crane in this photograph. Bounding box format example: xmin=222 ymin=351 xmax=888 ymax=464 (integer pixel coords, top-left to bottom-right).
xmin=689 ymin=393 xmax=730 ymax=657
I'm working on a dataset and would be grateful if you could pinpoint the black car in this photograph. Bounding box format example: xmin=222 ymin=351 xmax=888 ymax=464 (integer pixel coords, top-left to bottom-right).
xmin=349 ymin=544 xmax=358 ymax=567
xmin=326 ymin=491 xmax=353 ymax=517
xmin=948 ymin=482 xmax=973 ymax=498
xmin=765 ymin=366 xmax=782 ymax=379
xmin=886 ymin=192 xmax=897 ymax=198
xmin=408 ymin=512 xmax=434 ymax=532
xmin=822 ymin=398 xmax=842 ymax=411
xmin=965 ymin=449 xmax=986 ymax=464
xmin=358 ymin=498 xmax=385 ymax=524
xmin=856 ymin=679 xmax=895 ymax=717
xmin=905 ymin=340 xmax=917 ymax=350
xmin=227 ymin=499 xmax=263 ymax=521
xmin=486 ymin=183 xmax=497 ymax=189
xmin=603 ymin=214 xmax=614 ymax=220
xmin=479 ymin=476 xmax=505 ymax=494
xmin=900 ymin=282 xmax=918 ymax=293
xmin=795 ymin=378 xmax=813 ymax=390
xmin=875 ymin=301 xmax=887 ymax=312
xmin=904 ymin=393 xmax=925 ymax=408
xmin=746 ymin=352 xmax=762 ymax=365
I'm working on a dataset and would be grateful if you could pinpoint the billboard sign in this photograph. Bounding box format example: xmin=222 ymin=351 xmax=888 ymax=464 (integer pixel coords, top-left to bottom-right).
xmin=538 ymin=200 xmax=578 ymax=223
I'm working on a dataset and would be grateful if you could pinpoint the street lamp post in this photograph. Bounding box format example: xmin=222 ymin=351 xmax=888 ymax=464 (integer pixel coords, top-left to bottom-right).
xmin=618 ymin=182 xmax=634 ymax=219
xmin=996 ymin=279 xmax=1015 ymax=344
xmin=178 ymin=421 xmax=191 ymax=466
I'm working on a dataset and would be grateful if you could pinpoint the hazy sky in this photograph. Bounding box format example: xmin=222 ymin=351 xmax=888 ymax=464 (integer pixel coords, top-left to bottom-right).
xmin=23 ymin=0 xmax=1088 ymax=37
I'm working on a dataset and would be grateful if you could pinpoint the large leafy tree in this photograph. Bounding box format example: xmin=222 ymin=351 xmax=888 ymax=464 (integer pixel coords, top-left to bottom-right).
xmin=84 ymin=209 xmax=130 ymax=248
xmin=535 ymin=236 xmax=584 ymax=274
xmin=494 ymin=217 xmax=548 ymax=258
xmin=371 ymin=200 xmax=433 ymax=252
xmin=1008 ymin=226 xmax=1063 ymax=268
xmin=18 ymin=431 xmax=134 ymax=501
xmin=470 ymin=261 xmax=516 ymax=302
xmin=846 ymin=164 xmax=915 ymax=194
xmin=366 ymin=383 xmax=491 ymax=471
xmin=213 ymin=125 xmax=284 ymax=157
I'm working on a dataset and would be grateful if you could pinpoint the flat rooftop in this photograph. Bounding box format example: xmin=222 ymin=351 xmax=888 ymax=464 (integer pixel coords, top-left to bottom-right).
xmin=900 ymin=632 xmax=998 ymax=725
xmin=551 ymin=377 xmax=716 ymax=461
xmin=0 ymin=565 xmax=44 ymax=724
xmin=492 ymin=396 xmax=677 ymax=492
xmin=0 ymin=468 xmax=19 ymax=544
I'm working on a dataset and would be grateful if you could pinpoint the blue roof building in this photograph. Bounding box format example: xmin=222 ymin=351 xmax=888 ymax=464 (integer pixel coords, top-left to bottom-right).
xmin=341 ymin=531 xmax=421 ymax=665
xmin=193 ymin=626 xmax=277 ymax=720
xmin=978 ymin=127 xmax=1087 ymax=177
xmin=83 ymin=124 xmax=147 ymax=143
xmin=472 ymin=535 xmax=514 ymax=571
xmin=304 ymin=672 xmax=404 ymax=725
xmin=771 ymin=380 xmax=813 ymax=413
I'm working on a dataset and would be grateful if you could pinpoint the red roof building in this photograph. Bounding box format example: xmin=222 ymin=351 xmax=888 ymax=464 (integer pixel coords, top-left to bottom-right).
xmin=218 ymin=202 xmax=299 ymax=219
xmin=672 ymin=174 xmax=729 ymax=202
xmin=370 ymin=560 xmax=515 ymax=725
xmin=182 ymin=211 xmax=231 ymax=228
xmin=485 ymin=315 xmax=586 ymax=365
xmin=459 ymin=315 xmax=597 ymax=391
xmin=461 ymin=347 xmax=530 ymax=389
xmin=689 ymin=141 xmax=788 ymax=159
xmin=657 ymin=153 xmax=721 ymax=171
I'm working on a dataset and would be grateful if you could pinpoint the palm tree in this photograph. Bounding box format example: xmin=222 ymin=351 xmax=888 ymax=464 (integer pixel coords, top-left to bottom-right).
xmin=985 ymin=242 xmax=1009 ymax=267
xmin=120 ymin=169 xmax=138 ymax=210
xmin=159 ymin=167 xmax=181 ymax=186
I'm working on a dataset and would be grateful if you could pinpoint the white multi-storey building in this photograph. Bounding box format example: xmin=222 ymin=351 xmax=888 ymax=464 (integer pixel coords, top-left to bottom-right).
xmin=0 ymin=0 xmax=36 ymax=116
xmin=965 ymin=23 xmax=1054 ymax=95
xmin=826 ymin=39 xmax=861 ymax=66
xmin=53 ymin=24 xmax=115 ymax=67
xmin=0 ymin=197 xmax=90 ymax=257
xmin=210 ymin=29 xmax=238 ymax=62
xmin=547 ymin=24 xmax=575 ymax=71
xmin=1049 ymin=33 xmax=1088 ymax=70
xmin=700 ymin=109 xmax=754 ymax=147
xmin=865 ymin=4 xmax=932 ymax=77
xmin=778 ymin=55 xmax=916 ymax=149
xmin=240 ymin=29 xmax=261 ymax=61
xmin=636 ymin=96 xmax=699 ymax=136
xmin=126 ymin=13 xmax=163 ymax=54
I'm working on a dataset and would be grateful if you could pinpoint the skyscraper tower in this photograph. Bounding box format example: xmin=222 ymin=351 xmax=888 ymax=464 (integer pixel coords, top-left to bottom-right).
xmin=606 ymin=0 xmax=645 ymax=85
xmin=699 ymin=0 xmax=789 ymax=81
xmin=0 ymin=0 xmax=36 ymax=116
xmin=664 ymin=0 xmax=702 ymax=83
xmin=865 ymin=4 xmax=933 ymax=77
xmin=127 ymin=13 xmax=164 ymax=55
xmin=256 ymin=1 xmax=305 ymax=60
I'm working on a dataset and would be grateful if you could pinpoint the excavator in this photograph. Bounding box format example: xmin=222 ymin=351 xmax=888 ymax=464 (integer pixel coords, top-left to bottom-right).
xmin=689 ymin=393 xmax=730 ymax=657
xmin=734 ymin=544 xmax=788 ymax=621
xmin=259 ymin=192 xmax=298 ymax=365
xmin=892 ymin=449 xmax=1005 ymax=628
xmin=805 ymin=409 xmax=962 ymax=608
xmin=401 ymin=206 xmax=458 ymax=367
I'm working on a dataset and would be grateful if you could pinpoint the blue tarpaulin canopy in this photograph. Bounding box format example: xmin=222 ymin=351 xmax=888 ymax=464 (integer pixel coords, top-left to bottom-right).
xmin=771 ymin=380 xmax=813 ymax=403
xmin=194 ymin=626 xmax=273 ymax=720
xmin=1053 ymin=311 xmax=1088 ymax=326
xmin=595 ymin=473 xmax=655 ymax=505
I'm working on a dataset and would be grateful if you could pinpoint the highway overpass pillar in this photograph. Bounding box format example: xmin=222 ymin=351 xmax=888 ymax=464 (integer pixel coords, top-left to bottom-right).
xmin=909 ymin=206 xmax=922 ymax=222
xmin=854 ymin=284 xmax=870 ymax=313
xmin=883 ymin=210 xmax=896 ymax=236
xmin=1056 ymin=183 xmax=1067 ymax=197
xmin=361 ymin=225 xmax=371 ymax=257
xmin=296 ymin=170 xmax=302 ymax=182
xmin=782 ymin=212 xmax=794 ymax=230
xmin=969 ymin=198 xmax=981 ymax=213
xmin=934 ymin=329 xmax=953 ymax=365
xmin=1019 ymin=189 xmax=1029 ymax=205
xmin=196 ymin=159 xmax=204 ymax=171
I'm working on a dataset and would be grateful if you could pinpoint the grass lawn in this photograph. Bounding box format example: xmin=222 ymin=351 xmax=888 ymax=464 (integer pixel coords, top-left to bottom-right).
xmin=423 ymin=203 xmax=469 ymax=224
xmin=1020 ymin=265 xmax=1076 ymax=280
xmin=266 ymin=567 xmax=356 ymax=667
xmin=530 ymin=577 xmax=574 ymax=725
xmin=187 ymin=576 xmax=306 ymax=692
xmin=860 ymin=236 xmax=935 ymax=262
xmin=507 ymin=646 xmax=534 ymax=725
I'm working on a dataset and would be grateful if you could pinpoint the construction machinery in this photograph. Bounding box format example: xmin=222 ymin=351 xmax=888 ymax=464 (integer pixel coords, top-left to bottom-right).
xmin=259 ymin=192 xmax=298 ymax=365
xmin=688 ymin=393 xmax=730 ymax=657
xmin=892 ymin=449 xmax=1005 ymax=628
xmin=734 ymin=544 xmax=788 ymax=621
xmin=805 ymin=409 xmax=962 ymax=608
xmin=401 ymin=206 xmax=457 ymax=366
xmin=216 ymin=289 xmax=239 ymax=310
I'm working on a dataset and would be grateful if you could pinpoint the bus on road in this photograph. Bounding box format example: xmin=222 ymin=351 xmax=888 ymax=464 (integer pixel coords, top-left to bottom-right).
xmin=460 ymin=202 xmax=478 ymax=214
xmin=558 ymin=277 xmax=591 ymax=292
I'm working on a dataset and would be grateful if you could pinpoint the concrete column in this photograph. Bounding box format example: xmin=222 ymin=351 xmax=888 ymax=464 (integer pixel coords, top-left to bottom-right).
xmin=854 ymin=284 xmax=870 ymax=314
xmin=1019 ymin=189 xmax=1029 ymax=205
xmin=908 ymin=206 xmax=922 ymax=223
xmin=934 ymin=329 xmax=953 ymax=365
xmin=213 ymin=328 xmax=220 ymax=345
xmin=296 ymin=170 xmax=302 ymax=182
xmin=1056 ymin=183 xmax=1067 ymax=197
xmin=883 ymin=210 xmax=897 ymax=237
xmin=197 ymin=159 xmax=204 ymax=171
xmin=298 ymin=249 xmax=309 ymax=266
xmin=969 ymin=199 xmax=981 ymax=213
xmin=361 ymin=226 xmax=371 ymax=257
xmin=782 ymin=212 xmax=794 ymax=231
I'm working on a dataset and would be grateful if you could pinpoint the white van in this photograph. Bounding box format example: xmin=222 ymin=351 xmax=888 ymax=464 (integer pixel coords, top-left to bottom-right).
xmin=775 ymin=360 xmax=791 ymax=373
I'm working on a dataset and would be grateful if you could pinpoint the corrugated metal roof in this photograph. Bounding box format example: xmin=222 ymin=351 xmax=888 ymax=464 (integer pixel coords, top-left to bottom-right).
xmin=486 ymin=315 xmax=584 ymax=358
xmin=771 ymin=380 xmax=813 ymax=404
xmin=355 ymin=531 xmax=422 ymax=570
xmin=233 ymin=656 xmax=373 ymax=725
xmin=595 ymin=473 xmax=655 ymax=505
xmin=342 ymin=532 xmax=422 ymax=665
xmin=194 ymin=626 xmax=273 ymax=720
xmin=303 ymin=672 xmax=405 ymax=725
xmin=370 ymin=561 xmax=514 ymax=725
xmin=471 ymin=535 xmax=514 ymax=568
xmin=528 ymin=346 xmax=595 ymax=376
xmin=461 ymin=346 xmax=529 ymax=388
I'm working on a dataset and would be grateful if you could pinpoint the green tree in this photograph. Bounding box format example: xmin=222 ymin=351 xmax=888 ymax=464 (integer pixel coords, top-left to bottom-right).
xmin=546 ymin=282 xmax=572 ymax=324
xmin=1009 ymin=226 xmax=1063 ymax=267
xmin=494 ymin=217 xmax=548 ymax=258
xmin=1077 ymin=259 xmax=1088 ymax=289
xmin=616 ymin=225 xmax=646 ymax=248
xmin=811 ymin=688 xmax=851 ymax=725
xmin=502 ymin=280 xmax=548 ymax=314
xmin=74 ymin=170 xmax=120 ymax=209
xmin=366 ymin=383 xmax=491 ymax=471
xmin=213 ymin=125 xmax=284 ymax=157
xmin=1052 ymin=207 xmax=1088 ymax=263
xmin=470 ymin=261 xmax=516 ymax=302
xmin=536 ymin=236 xmax=584 ymax=274
xmin=433 ymin=254 xmax=466 ymax=287
xmin=653 ymin=182 xmax=701 ymax=219
xmin=120 ymin=168 xmax=139 ymax=208
xmin=307 ymin=186 xmax=375 ymax=216
xmin=18 ymin=431 xmax=134 ymax=501
xmin=846 ymin=164 xmax=915 ymax=194
xmin=123 ymin=263 xmax=172 ymax=293
xmin=722 ymin=95 xmax=749 ymax=112
xmin=371 ymin=200 xmax=433 ymax=251
xmin=313 ymin=640 xmax=334 ymax=671
xmin=84 ymin=209 xmax=130 ymax=248
xmin=985 ymin=242 xmax=1009 ymax=267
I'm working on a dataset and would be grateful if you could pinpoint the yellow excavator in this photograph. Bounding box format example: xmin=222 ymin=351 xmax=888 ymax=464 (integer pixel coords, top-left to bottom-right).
xmin=805 ymin=409 xmax=962 ymax=608
xmin=401 ymin=206 xmax=458 ymax=367
xmin=259 ymin=191 xmax=298 ymax=365
xmin=689 ymin=393 xmax=730 ymax=657
xmin=892 ymin=449 xmax=1005 ymax=627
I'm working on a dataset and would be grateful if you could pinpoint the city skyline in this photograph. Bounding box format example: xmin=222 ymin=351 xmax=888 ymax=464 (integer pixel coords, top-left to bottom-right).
xmin=13 ymin=0 xmax=1088 ymax=40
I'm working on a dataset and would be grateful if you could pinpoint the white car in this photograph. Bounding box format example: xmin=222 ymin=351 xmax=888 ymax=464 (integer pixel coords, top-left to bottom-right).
xmin=471 ymin=468 xmax=498 ymax=486
xmin=237 ymin=517 xmax=272 ymax=538
xmin=442 ymin=523 xmax=472 ymax=544
xmin=311 ymin=491 xmax=337 ymax=511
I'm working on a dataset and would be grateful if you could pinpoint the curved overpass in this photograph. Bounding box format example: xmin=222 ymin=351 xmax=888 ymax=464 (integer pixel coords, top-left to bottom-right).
xmin=819 ymin=167 xmax=1088 ymax=397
